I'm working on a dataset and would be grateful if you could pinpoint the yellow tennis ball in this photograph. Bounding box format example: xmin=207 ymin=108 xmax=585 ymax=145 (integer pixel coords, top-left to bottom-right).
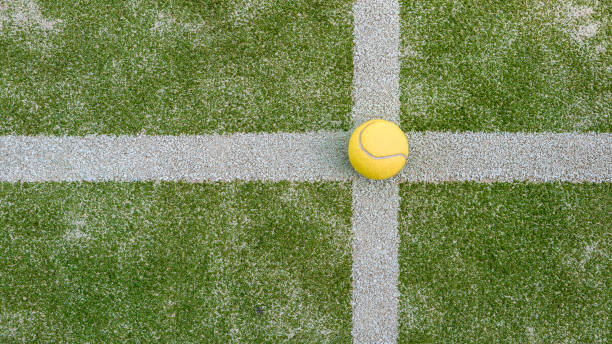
xmin=348 ymin=119 xmax=409 ymax=180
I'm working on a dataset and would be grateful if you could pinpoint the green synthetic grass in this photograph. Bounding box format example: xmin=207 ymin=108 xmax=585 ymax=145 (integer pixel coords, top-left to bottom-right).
xmin=398 ymin=182 xmax=611 ymax=343
xmin=0 ymin=181 xmax=353 ymax=342
xmin=400 ymin=0 xmax=611 ymax=132
xmin=0 ymin=0 xmax=353 ymax=135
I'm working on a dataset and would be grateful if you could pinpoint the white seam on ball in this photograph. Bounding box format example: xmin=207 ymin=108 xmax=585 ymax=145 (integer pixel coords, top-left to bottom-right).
xmin=358 ymin=121 xmax=408 ymax=160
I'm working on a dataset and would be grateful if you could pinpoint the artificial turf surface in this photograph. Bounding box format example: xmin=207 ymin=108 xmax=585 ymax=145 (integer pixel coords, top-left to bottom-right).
xmin=0 ymin=181 xmax=353 ymax=342
xmin=399 ymin=0 xmax=611 ymax=132
xmin=398 ymin=182 xmax=611 ymax=343
xmin=0 ymin=0 xmax=353 ymax=135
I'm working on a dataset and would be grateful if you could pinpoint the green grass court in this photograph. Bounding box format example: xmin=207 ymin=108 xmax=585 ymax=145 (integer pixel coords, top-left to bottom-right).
xmin=398 ymin=182 xmax=610 ymax=343
xmin=1 ymin=0 xmax=353 ymax=135
xmin=400 ymin=0 xmax=611 ymax=132
xmin=0 ymin=182 xmax=352 ymax=342
xmin=2 ymin=0 xmax=609 ymax=134
xmin=1 ymin=0 xmax=610 ymax=342
xmin=2 ymin=182 xmax=609 ymax=341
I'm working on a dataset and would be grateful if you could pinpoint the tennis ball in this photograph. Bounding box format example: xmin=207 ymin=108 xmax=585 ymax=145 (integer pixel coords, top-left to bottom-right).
xmin=348 ymin=119 xmax=409 ymax=180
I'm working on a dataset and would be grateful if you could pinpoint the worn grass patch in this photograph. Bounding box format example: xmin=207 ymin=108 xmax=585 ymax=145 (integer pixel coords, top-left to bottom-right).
xmin=400 ymin=0 xmax=611 ymax=132
xmin=398 ymin=182 xmax=611 ymax=343
xmin=0 ymin=181 xmax=352 ymax=342
xmin=0 ymin=0 xmax=352 ymax=135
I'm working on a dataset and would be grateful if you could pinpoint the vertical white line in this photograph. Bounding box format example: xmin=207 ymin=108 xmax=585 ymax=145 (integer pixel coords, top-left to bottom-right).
xmin=351 ymin=180 xmax=400 ymax=343
xmin=351 ymin=0 xmax=401 ymax=343
xmin=352 ymin=0 xmax=400 ymax=125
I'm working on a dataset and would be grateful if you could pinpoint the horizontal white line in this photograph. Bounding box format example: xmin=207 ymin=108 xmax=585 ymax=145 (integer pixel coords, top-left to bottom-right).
xmin=0 ymin=132 xmax=610 ymax=183
xmin=401 ymin=132 xmax=612 ymax=183
xmin=0 ymin=132 xmax=354 ymax=182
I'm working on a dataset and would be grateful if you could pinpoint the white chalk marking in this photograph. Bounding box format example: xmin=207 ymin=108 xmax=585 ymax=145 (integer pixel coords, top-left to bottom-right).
xmin=1 ymin=132 xmax=609 ymax=183
xmin=0 ymin=132 xmax=354 ymax=182
xmin=400 ymin=132 xmax=612 ymax=183
xmin=351 ymin=0 xmax=401 ymax=342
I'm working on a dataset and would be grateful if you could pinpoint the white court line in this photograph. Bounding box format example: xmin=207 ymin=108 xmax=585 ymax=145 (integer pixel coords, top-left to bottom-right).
xmin=0 ymin=133 xmax=354 ymax=183
xmin=351 ymin=0 xmax=401 ymax=342
xmin=400 ymin=132 xmax=612 ymax=183
xmin=1 ymin=132 xmax=610 ymax=183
